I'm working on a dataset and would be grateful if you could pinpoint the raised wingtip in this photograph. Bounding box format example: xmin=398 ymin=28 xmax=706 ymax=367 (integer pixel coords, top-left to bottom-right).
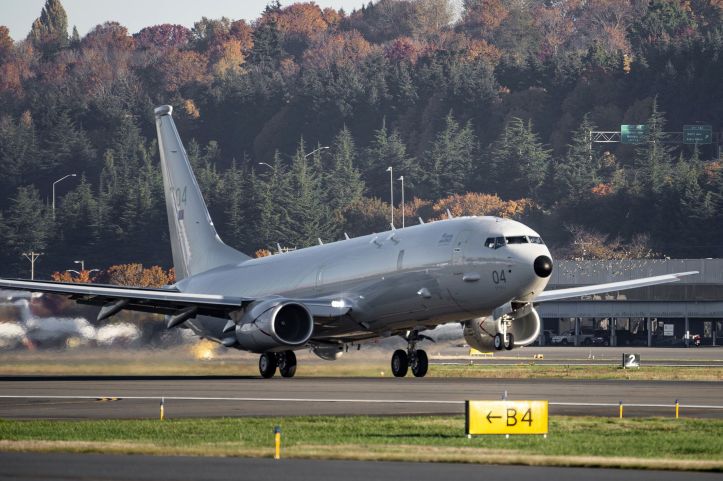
xmin=154 ymin=105 xmax=173 ymax=118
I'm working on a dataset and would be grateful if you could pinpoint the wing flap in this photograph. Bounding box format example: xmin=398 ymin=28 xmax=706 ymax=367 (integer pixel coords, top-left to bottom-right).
xmin=534 ymin=271 xmax=698 ymax=303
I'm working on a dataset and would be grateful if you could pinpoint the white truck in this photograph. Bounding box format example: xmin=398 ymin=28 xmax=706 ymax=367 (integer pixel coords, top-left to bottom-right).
xmin=550 ymin=330 xmax=595 ymax=346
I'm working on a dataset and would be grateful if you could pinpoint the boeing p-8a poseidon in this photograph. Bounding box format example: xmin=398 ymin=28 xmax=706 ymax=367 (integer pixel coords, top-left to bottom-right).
xmin=0 ymin=106 xmax=697 ymax=378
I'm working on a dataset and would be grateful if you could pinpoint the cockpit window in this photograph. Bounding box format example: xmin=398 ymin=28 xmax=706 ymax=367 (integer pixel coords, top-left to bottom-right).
xmin=529 ymin=236 xmax=544 ymax=245
xmin=505 ymin=236 xmax=529 ymax=244
xmin=485 ymin=237 xmax=507 ymax=249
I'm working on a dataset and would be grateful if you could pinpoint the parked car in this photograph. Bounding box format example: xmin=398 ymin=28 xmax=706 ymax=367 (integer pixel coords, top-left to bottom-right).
xmin=550 ymin=331 xmax=595 ymax=345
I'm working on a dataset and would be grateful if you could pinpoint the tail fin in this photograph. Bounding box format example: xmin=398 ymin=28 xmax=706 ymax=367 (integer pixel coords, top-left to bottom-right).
xmin=154 ymin=105 xmax=250 ymax=280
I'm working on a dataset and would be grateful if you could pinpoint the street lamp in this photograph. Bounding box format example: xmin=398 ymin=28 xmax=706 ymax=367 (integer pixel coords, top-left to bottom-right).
xmin=305 ymin=145 xmax=329 ymax=158
xmin=398 ymin=175 xmax=405 ymax=228
xmin=52 ymin=174 xmax=77 ymax=218
xmin=386 ymin=166 xmax=394 ymax=227
xmin=258 ymin=162 xmax=274 ymax=169
xmin=74 ymin=260 xmax=85 ymax=271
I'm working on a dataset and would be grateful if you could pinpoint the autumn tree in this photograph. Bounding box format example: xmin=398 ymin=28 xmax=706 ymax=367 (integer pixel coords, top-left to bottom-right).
xmin=106 ymin=263 xmax=174 ymax=287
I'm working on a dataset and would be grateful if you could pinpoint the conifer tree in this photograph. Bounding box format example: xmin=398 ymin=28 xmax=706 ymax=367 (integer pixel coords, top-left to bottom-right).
xmin=633 ymin=98 xmax=673 ymax=196
xmin=363 ymin=120 xmax=419 ymax=200
xmin=286 ymin=139 xmax=329 ymax=247
xmin=423 ymin=112 xmax=476 ymax=198
xmin=28 ymin=0 xmax=69 ymax=56
xmin=326 ymin=127 xmax=365 ymax=212
xmin=6 ymin=186 xmax=50 ymax=255
xmin=554 ymin=114 xmax=600 ymax=202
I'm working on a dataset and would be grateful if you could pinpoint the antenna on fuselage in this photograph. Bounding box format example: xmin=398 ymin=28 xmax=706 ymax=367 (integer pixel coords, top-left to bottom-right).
xmin=446 ymin=209 xmax=454 ymax=219
xmin=390 ymin=223 xmax=396 ymax=231
xmin=318 ymin=238 xmax=324 ymax=245
xmin=344 ymin=232 xmax=350 ymax=240
xmin=418 ymin=217 xmax=425 ymax=224
xmin=277 ymin=243 xmax=282 ymax=254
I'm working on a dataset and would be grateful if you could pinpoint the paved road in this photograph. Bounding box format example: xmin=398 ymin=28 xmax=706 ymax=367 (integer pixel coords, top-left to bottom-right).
xmin=0 ymin=452 xmax=719 ymax=481
xmin=0 ymin=376 xmax=720 ymax=418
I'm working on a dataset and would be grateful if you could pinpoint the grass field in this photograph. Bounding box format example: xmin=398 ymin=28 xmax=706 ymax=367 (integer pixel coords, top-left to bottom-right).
xmin=1 ymin=357 xmax=722 ymax=381
xmin=0 ymin=416 xmax=721 ymax=471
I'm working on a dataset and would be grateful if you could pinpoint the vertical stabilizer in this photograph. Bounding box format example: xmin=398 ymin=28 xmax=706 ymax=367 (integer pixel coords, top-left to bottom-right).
xmin=154 ymin=105 xmax=250 ymax=280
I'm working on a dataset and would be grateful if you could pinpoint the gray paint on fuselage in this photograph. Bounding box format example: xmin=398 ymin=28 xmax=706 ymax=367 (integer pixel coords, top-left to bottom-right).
xmin=178 ymin=216 xmax=552 ymax=345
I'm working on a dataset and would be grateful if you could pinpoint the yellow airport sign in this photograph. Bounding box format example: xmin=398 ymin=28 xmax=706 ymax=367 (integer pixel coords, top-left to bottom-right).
xmin=465 ymin=400 xmax=548 ymax=435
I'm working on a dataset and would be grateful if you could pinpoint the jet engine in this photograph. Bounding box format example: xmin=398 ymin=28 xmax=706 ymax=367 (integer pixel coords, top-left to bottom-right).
xmin=234 ymin=300 xmax=314 ymax=353
xmin=463 ymin=303 xmax=540 ymax=351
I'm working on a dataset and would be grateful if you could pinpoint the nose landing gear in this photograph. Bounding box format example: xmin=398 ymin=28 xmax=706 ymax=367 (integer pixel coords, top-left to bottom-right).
xmin=390 ymin=331 xmax=431 ymax=378
xmin=493 ymin=316 xmax=515 ymax=351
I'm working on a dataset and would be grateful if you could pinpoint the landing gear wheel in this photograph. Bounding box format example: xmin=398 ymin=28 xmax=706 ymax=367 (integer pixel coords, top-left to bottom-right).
xmin=259 ymin=353 xmax=277 ymax=378
xmin=391 ymin=349 xmax=409 ymax=377
xmin=278 ymin=351 xmax=297 ymax=378
xmin=493 ymin=333 xmax=504 ymax=350
xmin=504 ymin=333 xmax=515 ymax=350
xmin=410 ymin=349 xmax=429 ymax=377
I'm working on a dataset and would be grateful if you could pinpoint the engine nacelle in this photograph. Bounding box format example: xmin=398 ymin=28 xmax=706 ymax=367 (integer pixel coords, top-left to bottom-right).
xmin=463 ymin=304 xmax=541 ymax=351
xmin=235 ymin=300 xmax=314 ymax=353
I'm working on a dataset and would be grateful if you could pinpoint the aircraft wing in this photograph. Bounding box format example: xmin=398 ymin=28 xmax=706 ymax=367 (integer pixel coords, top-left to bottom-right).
xmin=533 ymin=271 xmax=698 ymax=303
xmin=0 ymin=278 xmax=252 ymax=319
xmin=0 ymin=278 xmax=351 ymax=323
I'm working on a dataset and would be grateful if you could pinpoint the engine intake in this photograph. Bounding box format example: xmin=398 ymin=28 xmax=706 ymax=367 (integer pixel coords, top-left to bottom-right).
xmin=235 ymin=300 xmax=314 ymax=352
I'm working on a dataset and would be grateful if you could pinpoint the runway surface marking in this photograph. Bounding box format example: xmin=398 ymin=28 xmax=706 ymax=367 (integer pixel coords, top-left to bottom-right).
xmin=1 ymin=395 xmax=722 ymax=410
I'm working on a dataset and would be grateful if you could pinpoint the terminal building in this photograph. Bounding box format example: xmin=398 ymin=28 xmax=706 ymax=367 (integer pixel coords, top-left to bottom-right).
xmin=537 ymin=259 xmax=723 ymax=347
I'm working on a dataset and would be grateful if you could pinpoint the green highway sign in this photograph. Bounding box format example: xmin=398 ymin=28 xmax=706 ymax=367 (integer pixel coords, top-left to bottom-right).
xmin=621 ymin=124 xmax=648 ymax=144
xmin=683 ymin=125 xmax=712 ymax=144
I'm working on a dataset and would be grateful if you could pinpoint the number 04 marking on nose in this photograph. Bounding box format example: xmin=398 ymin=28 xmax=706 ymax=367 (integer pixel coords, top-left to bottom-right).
xmin=492 ymin=270 xmax=506 ymax=284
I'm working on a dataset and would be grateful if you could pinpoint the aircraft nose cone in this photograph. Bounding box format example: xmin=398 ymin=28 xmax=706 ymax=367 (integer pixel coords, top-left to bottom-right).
xmin=534 ymin=255 xmax=553 ymax=278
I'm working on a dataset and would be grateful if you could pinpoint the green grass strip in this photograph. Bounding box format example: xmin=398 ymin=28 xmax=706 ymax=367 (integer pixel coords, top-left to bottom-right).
xmin=1 ymin=416 xmax=721 ymax=471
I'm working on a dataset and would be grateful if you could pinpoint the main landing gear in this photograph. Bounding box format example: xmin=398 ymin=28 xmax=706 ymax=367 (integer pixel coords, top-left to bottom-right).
xmin=258 ymin=351 xmax=297 ymax=378
xmin=391 ymin=332 xmax=431 ymax=378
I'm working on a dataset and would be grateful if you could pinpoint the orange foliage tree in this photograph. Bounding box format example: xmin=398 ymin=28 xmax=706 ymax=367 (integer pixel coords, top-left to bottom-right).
xmin=105 ymin=264 xmax=175 ymax=287
xmin=427 ymin=193 xmax=534 ymax=220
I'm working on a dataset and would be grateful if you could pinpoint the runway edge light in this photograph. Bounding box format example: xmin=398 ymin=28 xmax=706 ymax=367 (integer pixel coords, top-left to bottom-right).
xmin=465 ymin=400 xmax=548 ymax=436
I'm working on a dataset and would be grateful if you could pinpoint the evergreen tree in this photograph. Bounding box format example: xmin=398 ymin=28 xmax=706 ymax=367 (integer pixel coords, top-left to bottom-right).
xmin=251 ymin=1 xmax=284 ymax=67
xmin=222 ymin=159 xmax=247 ymax=250
xmin=484 ymin=118 xmax=550 ymax=198
xmin=28 ymin=0 xmax=69 ymax=56
xmin=553 ymin=114 xmax=600 ymax=202
xmin=286 ymin=139 xmax=329 ymax=247
xmin=6 ymin=186 xmax=50 ymax=256
xmin=362 ymin=120 xmax=420 ymax=200
xmin=633 ymin=98 xmax=673 ymax=196
xmin=256 ymin=151 xmax=291 ymax=249
xmin=0 ymin=114 xmax=40 ymax=196
xmin=325 ymin=127 xmax=365 ymax=212
xmin=423 ymin=112 xmax=477 ymax=198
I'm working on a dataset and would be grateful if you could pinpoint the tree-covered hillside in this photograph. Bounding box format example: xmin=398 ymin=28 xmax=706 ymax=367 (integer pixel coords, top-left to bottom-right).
xmin=0 ymin=0 xmax=722 ymax=278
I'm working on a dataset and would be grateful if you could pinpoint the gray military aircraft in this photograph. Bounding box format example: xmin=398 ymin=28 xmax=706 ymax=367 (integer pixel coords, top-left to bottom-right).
xmin=0 ymin=106 xmax=697 ymax=378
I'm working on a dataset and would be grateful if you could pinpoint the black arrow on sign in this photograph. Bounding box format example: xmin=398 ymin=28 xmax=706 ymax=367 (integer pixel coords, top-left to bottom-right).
xmin=486 ymin=411 xmax=502 ymax=423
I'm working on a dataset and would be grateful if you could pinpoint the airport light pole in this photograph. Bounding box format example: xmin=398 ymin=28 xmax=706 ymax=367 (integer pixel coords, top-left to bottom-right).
xmin=52 ymin=174 xmax=77 ymax=219
xmin=398 ymin=175 xmax=405 ymax=228
xmin=74 ymin=260 xmax=85 ymax=271
xmin=258 ymin=162 xmax=274 ymax=170
xmin=386 ymin=166 xmax=394 ymax=227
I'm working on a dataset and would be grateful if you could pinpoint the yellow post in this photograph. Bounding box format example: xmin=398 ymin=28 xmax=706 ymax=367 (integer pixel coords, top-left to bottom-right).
xmin=619 ymin=401 xmax=623 ymax=419
xmin=274 ymin=426 xmax=281 ymax=460
xmin=160 ymin=397 xmax=165 ymax=421
xmin=675 ymin=400 xmax=679 ymax=419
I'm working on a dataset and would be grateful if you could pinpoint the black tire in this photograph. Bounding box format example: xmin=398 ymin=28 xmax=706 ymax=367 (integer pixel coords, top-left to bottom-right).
xmin=504 ymin=333 xmax=515 ymax=350
xmin=259 ymin=353 xmax=277 ymax=378
xmin=391 ymin=349 xmax=409 ymax=377
xmin=493 ymin=333 xmax=504 ymax=350
xmin=278 ymin=351 xmax=297 ymax=378
xmin=411 ymin=349 xmax=429 ymax=377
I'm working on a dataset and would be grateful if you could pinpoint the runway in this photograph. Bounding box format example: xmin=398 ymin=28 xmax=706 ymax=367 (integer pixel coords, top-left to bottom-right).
xmin=1 ymin=452 xmax=719 ymax=481
xmin=0 ymin=376 xmax=721 ymax=418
